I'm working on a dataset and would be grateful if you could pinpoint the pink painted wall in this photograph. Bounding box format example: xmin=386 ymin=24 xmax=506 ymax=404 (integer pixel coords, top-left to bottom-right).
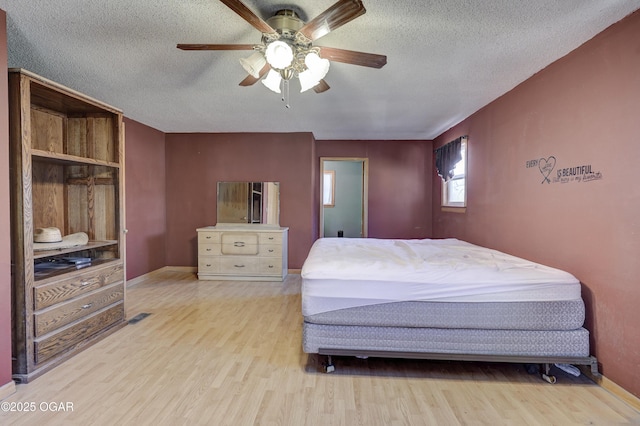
xmin=0 ymin=9 xmax=13 ymax=389
xmin=432 ymin=10 xmax=640 ymax=397
xmin=317 ymin=140 xmax=433 ymax=238
xmin=164 ymin=132 xmax=317 ymax=269
xmin=124 ymin=118 xmax=167 ymax=280
xmin=162 ymin=136 xmax=432 ymax=270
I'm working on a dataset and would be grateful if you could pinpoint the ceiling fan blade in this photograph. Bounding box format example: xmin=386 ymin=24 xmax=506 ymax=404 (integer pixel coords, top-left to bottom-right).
xmin=219 ymin=0 xmax=278 ymax=35
xmin=239 ymin=64 xmax=270 ymax=86
xmin=298 ymin=0 xmax=366 ymax=41
xmin=177 ymin=44 xmax=255 ymax=51
xmin=313 ymin=80 xmax=330 ymax=93
xmin=319 ymin=46 xmax=387 ymax=69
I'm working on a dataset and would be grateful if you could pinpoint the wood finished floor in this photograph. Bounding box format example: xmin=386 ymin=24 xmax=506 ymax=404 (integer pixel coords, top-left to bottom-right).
xmin=1 ymin=270 xmax=639 ymax=425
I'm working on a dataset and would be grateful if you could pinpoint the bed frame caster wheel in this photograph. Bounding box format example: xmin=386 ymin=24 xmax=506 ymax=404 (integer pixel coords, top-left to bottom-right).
xmin=539 ymin=363 xmax=557 ymax=384
xmin=323 ymin=355 xmax=335 ymax=373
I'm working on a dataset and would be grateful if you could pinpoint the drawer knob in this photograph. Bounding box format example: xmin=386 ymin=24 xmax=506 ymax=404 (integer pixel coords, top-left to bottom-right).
xmin=206 ymin=248 xmax=212 ymax=251
xmin=233 ymin=242 xmax=245 ymax=247
xmin=268 ymin=249 xmax=274 ymax=253
xmin=206 ymin=236 xmax=212 ymax=239
xmin=81 ymin=303 xmax=93 ymax=309
xmin=206 ymin=264 xmax=212 ymax=267
xmin=268 ymin=265 xmax=274 ymax=269
xmin=268 ymin=237 xmax=274 ymax=240
xmin=234 ymin=264 xmax=245 ymax=268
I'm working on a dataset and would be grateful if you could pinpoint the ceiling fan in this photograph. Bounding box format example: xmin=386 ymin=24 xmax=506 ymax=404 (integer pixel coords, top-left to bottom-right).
xmin=177 ymin=0 xmax=387 ymax=97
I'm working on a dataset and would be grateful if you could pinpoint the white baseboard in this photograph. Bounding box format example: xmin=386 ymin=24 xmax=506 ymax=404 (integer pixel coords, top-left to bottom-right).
xmin=126 ymin=266 xmax=196 ymax=287
xmin=128 ymin=266 xmax=300 ymax=288
xmin=0 ymin=379 xmax=16 ymax=401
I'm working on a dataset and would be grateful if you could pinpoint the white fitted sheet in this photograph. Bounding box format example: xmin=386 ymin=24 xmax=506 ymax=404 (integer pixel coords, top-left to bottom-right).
xmin=301 ymin=238 xmax=581 ymax=316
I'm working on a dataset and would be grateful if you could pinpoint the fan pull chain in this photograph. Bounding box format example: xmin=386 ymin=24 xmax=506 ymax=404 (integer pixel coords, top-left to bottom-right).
xmin=282 ymin=79 xmax=290 ymax=109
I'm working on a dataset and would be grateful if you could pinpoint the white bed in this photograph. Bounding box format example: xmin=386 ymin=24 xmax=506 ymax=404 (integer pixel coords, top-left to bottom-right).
xmin=301 ymin=238 xmax=597 ymax=381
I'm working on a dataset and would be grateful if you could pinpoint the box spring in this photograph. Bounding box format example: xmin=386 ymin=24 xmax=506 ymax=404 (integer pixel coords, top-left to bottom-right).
xmin=303 ymin=299 xmax=585 ymax=331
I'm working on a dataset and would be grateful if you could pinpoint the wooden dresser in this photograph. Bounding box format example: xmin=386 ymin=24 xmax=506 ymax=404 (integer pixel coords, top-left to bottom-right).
xmin=9 ymin=69 xmax=127 ymax=382
xmin=197 ymin=226 xmax=288 ymax=281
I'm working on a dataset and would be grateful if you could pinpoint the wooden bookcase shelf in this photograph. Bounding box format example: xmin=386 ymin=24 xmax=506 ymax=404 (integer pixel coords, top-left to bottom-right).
xmin=33 ymin=240 xmax=119 ymax=260
xmin=32 ymin=149 xmax=122 ymax=168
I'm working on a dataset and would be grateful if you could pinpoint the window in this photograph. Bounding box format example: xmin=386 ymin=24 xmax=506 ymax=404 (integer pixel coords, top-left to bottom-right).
xmin=442 ymin=138 xmax=467 ymax=208
xmin=323 ymin=170 xmax=335 ymax=207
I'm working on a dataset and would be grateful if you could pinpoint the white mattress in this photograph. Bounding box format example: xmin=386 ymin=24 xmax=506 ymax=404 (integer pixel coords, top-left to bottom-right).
xmin=301 ymin=238 xmax=581 ymax=316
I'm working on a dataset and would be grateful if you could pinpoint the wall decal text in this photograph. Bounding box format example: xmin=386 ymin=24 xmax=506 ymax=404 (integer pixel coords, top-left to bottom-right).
xmin=526 ymin=156 xmax=602 ymax=184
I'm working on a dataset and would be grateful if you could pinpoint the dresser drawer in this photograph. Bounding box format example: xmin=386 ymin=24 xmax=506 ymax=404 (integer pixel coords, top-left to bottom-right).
xmin=221 ymin=233 xmax=259 ymax=255
xmin=34 ymin=282 xmax=125 ymax=337
xmin=258 ymin=233 xmax=282 ymax=244
xmin=34 ymin=262 xmax=124 ymax=310
xmin=198 ymin=231 xmax=221 ymax=244
xmin=198 ymin=257 xmax=220 ymax=273
xmin=258 ymin=258 xmax=283 ymax=275
xmin=259 ymin=244 xmax=282 ymax=257
xmin=198 ymin=243 xmax=221 ymax=256
xmin=34 ymin=303 xmax=124 ymax=364
xmin=218 ymin=256 xmax=260 ymax=274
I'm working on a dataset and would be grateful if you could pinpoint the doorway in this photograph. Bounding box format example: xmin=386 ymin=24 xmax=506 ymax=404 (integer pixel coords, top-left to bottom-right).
xmin=320 ymin=157 xmax=368 ymax=238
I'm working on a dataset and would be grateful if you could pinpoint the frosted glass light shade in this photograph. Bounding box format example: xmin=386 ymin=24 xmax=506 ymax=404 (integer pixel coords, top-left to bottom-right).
xmin=265 ymin=41 xmax=294 ymax=69
xmin=299 ymin=52 xmax=330 ymax=92
xmin=239 ymin=52 xmax=266 ymax=78
xmin=261 ymin=69 xmax=282 ymax=93
xmin=299 ymin=69 xmax=319 ymax=92
xmin=305 ymin=52 xmax=330 ymax=80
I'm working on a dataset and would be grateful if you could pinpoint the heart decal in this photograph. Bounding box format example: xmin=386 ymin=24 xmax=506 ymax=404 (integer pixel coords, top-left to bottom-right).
xmin=538 ymin=156 xmax=556 ymax=184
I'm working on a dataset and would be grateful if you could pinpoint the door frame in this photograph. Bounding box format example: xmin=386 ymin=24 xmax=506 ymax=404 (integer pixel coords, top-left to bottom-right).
xmin=319 ymin=157 xmax=369 ymax=238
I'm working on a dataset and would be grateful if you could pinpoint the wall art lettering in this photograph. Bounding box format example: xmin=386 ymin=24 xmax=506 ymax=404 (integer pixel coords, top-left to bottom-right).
xmin=525 ymin=156 xmax=603 ymax=184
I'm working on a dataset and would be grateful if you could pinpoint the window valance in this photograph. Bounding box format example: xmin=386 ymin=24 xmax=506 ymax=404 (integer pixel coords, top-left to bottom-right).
xmin=435 ymin=136 xmax=465 ymax=182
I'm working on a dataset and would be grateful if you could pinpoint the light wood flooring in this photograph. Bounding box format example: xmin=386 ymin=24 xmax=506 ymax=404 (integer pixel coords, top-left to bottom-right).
xmin=1 ymin=270 xmax=639 ymax=425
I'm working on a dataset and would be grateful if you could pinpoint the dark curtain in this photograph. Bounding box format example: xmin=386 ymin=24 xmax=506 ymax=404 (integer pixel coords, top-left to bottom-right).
xmin=435 ymin=136 xmax=463 ymax=182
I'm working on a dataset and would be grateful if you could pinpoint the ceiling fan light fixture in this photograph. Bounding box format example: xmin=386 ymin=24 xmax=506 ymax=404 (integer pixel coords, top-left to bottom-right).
xmin=265 ymin=40 xmax=294 ymax=69
xmin=239 ymin=52 xmax=266 ymax=78
xmin=261 ymin=69 xmax=282 ymax=93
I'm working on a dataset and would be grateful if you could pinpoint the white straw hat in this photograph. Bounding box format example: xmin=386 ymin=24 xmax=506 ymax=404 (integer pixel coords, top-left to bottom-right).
xmin=33 ymin=227 xmax=89 ymax=251
xmin=34 ymin=227 xmax=62 ymax=243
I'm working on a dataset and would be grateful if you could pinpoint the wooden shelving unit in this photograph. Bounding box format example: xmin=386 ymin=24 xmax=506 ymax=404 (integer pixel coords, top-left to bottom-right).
xmin=9 ymin=69 xmax=127 ymax=382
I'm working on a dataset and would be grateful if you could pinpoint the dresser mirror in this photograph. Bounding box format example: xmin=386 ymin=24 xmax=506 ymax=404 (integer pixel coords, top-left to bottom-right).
xmin=217 ymin=181 xmax=280 ymax=225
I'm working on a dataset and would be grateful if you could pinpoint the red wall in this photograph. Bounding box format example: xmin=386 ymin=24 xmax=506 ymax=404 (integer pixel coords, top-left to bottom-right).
xmin=164 ymin=132 xmax=317 ymax=269
xmin=0 ymin=9 xmax=13 ymax=390
xmin=432 ymin=10 xmax=640 ymax=397
xmin=317 ymin=140 xmax=433 ymax=238
xmin=124 ymin=118 xmax=167 ymax=280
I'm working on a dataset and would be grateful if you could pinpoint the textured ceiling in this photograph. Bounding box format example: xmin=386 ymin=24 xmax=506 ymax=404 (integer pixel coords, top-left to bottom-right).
xmin=1 ymin=1 xmax=639 ymax=140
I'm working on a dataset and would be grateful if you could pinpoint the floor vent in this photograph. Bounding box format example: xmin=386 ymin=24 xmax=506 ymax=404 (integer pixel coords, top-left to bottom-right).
xmin=128 ymin=313 xmax=151 ymax=324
